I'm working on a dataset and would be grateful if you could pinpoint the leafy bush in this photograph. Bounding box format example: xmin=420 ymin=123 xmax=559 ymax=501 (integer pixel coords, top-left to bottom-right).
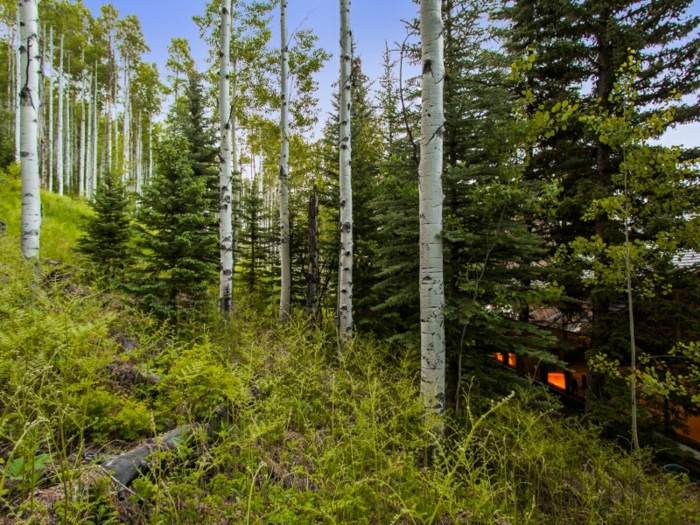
xmin=0 ymin=186 xmax=697 ymax=523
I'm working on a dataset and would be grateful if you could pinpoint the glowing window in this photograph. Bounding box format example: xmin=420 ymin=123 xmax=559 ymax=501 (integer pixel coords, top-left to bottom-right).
xmin=547 ymin=372 xmax=566 ymax=391
xmin=495 ymin=353 xmax=505 ymax=363
xmin=507 ymin=353 xmax=517 ymax=368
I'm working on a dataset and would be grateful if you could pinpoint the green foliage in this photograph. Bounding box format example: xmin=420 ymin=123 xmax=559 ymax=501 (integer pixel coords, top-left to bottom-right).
xmin=0 ymin=235 xmax=153 ymax=508
xmin=77 ymin=173 xmax=132 ymax=280
xmin=238 ymin=177 xmax=277 ymax=297
xmin=129 ymin=111 xmax=218 ymax=321
xmin=0 ymin=165 xmax=91 ymax=262
xmin=120 ymin=320 xmax=699 ymax=524
xmin=155 ymin=342 xmax=251 ymax=422
xmin=0 ymin=202 xmax=697 ymax=521
xmin=86 ymin=390 xmax=152 ymax=442
xmin=169 ymin=69 xmax=219 ymax=220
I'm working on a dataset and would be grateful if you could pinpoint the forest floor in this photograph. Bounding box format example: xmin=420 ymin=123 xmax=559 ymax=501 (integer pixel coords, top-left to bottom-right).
xmin=1 ymin=169 xmax=699 ymax=524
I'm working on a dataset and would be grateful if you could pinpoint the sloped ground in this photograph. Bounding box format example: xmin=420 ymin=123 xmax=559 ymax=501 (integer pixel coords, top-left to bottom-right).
xmin=0 ymin=166 xmax=91 ymax=263
xmin=0 ymin=168 xmax=698 ymax=524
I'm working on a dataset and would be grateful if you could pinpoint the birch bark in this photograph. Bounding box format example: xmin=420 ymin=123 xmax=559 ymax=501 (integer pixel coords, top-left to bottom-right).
xmin=122 ymin=60 xmax=130 ymax=185
xmin=135 ymin=116 xmax=142 ymax=195
xmin=56 ymin=34 xmax=64 ymax=195
xmin=86 ymin=74 xmax=93 ymax=197
xmin=47 ymin=27 xmax=53 ymax=191
xmin=79 ymin=59 xmax=86 ymax=197
xmin=15 ymin=9 xmax=21 ymax=163
xmin=19 ymin=0 xmax=42 ymax=259
xmin=92 ymin=67 xmax=98 ymax=191
xmin=338 ymin=0 xmax=354 ymax=341
xmin=218 ymin=0 xmax=234 ymax=314
xmin=66 ymin=82 xmax=72 ymax=192
xmin=231 ymin=58 xmax=240 ymax=292
xmin=278 ymin=0 xmax=291 ymax=321
xmin=148 ymin=121 xmax=152 ymax=184
xmin=419 ymin=0 xmax=446 ymax=416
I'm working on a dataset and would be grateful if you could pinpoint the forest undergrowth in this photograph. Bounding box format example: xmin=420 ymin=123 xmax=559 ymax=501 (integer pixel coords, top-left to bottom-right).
xmin=1 ymin=172 xmax=699 ymax=524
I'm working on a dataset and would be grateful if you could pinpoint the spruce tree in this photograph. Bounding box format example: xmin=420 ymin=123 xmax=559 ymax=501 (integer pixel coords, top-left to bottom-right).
xmin=370 ymin=47 xmax=420 ymax=344
xmin=239 ymin=175 xmax=277 ymax=296
xmin=77 ymin=173 xmax=131 ymax=279
xmin=130 ymin=119 xmax=217 ymax=321
xmin=170 ymin=70 xmax=218 ymax=219
xmin=500 ymin=0 xmax=700 ymax=413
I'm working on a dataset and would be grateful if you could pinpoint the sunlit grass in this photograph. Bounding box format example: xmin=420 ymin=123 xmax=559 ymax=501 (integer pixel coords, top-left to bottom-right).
xmin=0 ymin=164 xmax=91 ymax=264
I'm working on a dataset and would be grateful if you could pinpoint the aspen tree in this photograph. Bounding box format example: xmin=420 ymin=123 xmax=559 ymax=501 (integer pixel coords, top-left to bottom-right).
xmin=218 ymin=0 xmax=234 ymax=314
xmin=39 ymin=27 xmax=46 ymax=188
xmin=122 ymin=59 xmax=130 ymax=185
xmin=278 ymin=0 xmax=291 ymax=321
xmin=47 ymin=27 xmax=54 ymax=192
xmin=15 ymin=8 xmax=21 ymax=163
xmin=65 ymin=79 xmax=71 ymax=192
xmin=231 ymin=57 xmax=240 ymax=292
xmin=6 ymin=28 xmax=12 ymax=119
xmin=56 ymin=34 xmax=64 ymax=195
xmin=78 ymin=103 xmax=84 ymax=195
xmin=338 ymin=0 xmax=354 ymax=341
xmin=79 ymin=53 xmax=87 ymax=197
xmin=101 ymin=6 xmax=117 ymax=178
xmin=419 ymin=0 xmax=446 ymax=416
xmin=19 ymin=0 xmax=42 ymax=259
xmin=148 ymin=120 xmax=153 ymax=183
xmin=86 ymin=73 xmax=93 ymax=196
xmin=92 ymin=66 xmax=98 ymax=192
xmin=135 ymin=116 xmax=142 ymax=195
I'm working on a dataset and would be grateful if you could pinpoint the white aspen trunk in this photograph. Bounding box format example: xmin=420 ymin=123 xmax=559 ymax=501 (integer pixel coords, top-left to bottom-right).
xmin=7 ymin=29 xmax=13 ymax=116
xmin=47 ymin=27 xmax=53 ymax=192
xmin=148 ymin=120 xmax=153 ymax=184
xmin=419 ymin=0 xmax=446 ymax=416
xmin=66 ymin=84 xmax=72 ymax=192
xmin=56 ymin=34 xmax=64 ymax=195
xmin=122 ymin=60 xmax=130 ymax=186
xmin=79 ymin=93 xmax=86 ymax=197
xmin=112 ymin=75 xmax=118 ymax=175
xmin=623 ymin=172 xmax=640 ymax=451
xmin=92 ymin=66 xmax=98 ymax=192
xmin=338 ymin=0 xmax=354 ymax=341
xmin=19 ymin=0 xmax=41 ymax=259
xmin=135 ymin=115 xmax=142 ymax=195
xmin=278 ymin=0 xmax=291 ymax=321
xmin=86 ymin=75 xmax=93 ymax=197
xmin=38 ymin=27 xmax=46 ymax=188
xmin=231 ymin=58 xmax=240 ymax=285
xmin=115 ymin=126 xmax=120 ymax=177
xmin=106 ymin=89 xmax=112 ymax=175
xmin=15 ymin=9 xmax=21 ymax=164
xmin=218 ymin=0 xmax=234 ymax=314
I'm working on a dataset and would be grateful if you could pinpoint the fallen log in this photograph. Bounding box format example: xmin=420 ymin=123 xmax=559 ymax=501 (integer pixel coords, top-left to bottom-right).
xmin=102 ymin=425 xmax=193 ymax=488
xmin=34 ymin=425 xmax=195 ymax=508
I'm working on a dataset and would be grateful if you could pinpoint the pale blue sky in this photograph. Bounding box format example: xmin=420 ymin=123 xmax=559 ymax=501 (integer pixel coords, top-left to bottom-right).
xmin=82 ymin=0 xmax=699 ymax=146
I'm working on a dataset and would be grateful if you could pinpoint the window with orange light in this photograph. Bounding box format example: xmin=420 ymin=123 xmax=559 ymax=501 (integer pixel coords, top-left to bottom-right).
xmin=507 ymin=353 xmax=517 ymax=368
xmin=494 ymin=353 xmax=505 ymax=363
xmin=547 ymin=372 xmax=566 ymax=390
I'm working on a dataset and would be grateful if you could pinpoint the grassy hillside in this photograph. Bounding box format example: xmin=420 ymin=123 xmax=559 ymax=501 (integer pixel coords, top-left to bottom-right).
xmin=0 ymin=173 xmax=698 ymax=524
xmin=0 ymin=165 xmax=90 ymax=263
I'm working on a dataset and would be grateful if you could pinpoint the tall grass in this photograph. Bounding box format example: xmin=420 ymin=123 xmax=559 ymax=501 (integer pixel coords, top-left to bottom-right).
xmin=0 ymin=164 xmax=91 ymax=263
xmin=0 ymin=170 xmax=697 ymax=524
